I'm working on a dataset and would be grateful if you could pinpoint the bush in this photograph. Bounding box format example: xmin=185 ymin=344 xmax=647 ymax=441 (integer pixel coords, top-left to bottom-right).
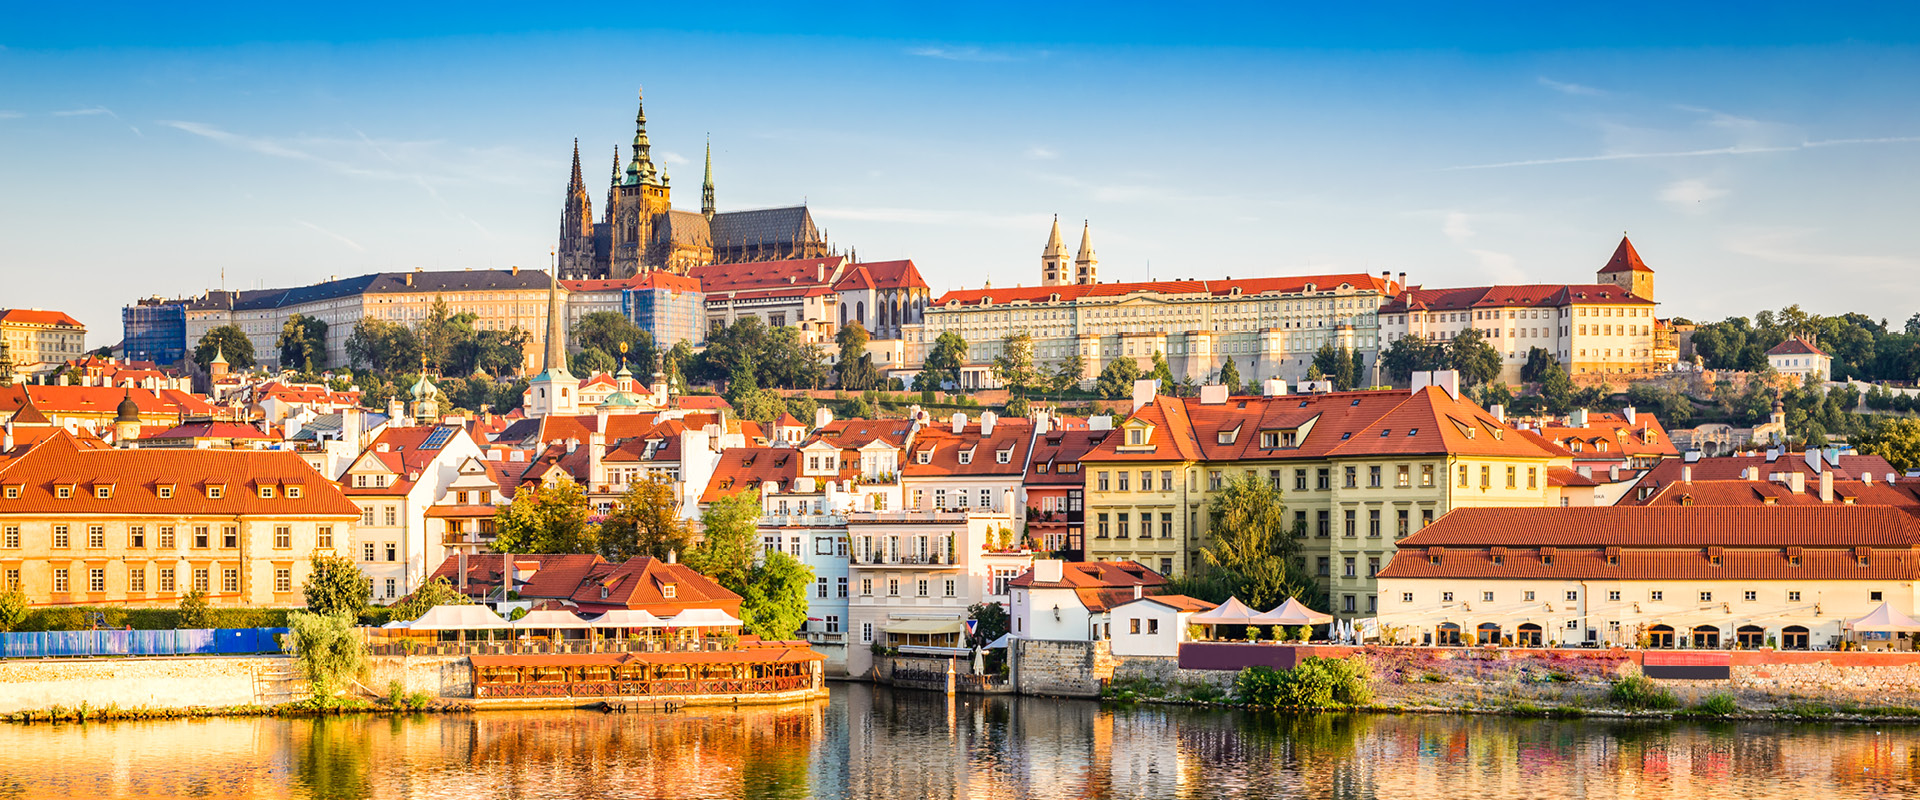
xmin=1609 ymin=674 xmax=1680 ymax=710
xmin=1234 ymin=657 xmax=1373 ymax=710
xmin=1692 ymin=693 xmax=1739 ymax=716
xmin=0 ymin=588 xmax=27 ymax=632
xmin=286 ymin=611 xmax=366 ymax=699
xmin=176 ymin=591 xmax=212 ymax=629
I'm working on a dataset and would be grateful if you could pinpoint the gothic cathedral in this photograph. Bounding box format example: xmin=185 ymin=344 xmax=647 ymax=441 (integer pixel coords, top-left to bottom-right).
xmin=557 ymin=89 xmax=835 ymax=280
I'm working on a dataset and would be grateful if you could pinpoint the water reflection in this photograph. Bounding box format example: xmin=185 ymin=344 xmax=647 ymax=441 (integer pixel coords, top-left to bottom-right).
xmin=0 ymin=688 xmax=1917 ymax=799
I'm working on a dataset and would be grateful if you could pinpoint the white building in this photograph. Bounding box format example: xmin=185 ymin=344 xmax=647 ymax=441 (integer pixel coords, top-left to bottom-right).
xmin=845 ymin=509 xmax=1033 ymax=677
xmin=1006 ymin=559 xmax=1169 ymax=642
xmin=1108 ymin=595 xmax=1218 ymax=657
xmin=1767 ymin=337 xmax=1832 ymax=383
xmin=338 ymin=422 xmax=483 ymax=601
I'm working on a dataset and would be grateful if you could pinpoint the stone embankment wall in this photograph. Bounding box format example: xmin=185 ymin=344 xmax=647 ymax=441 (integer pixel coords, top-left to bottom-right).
xmin=0 ymin=656 xmax=299 ymax=712
xmin=1014 ymin=639 xmax=1113 ymax=697
xmin=363 ymin=654 xmax=472 ymax=699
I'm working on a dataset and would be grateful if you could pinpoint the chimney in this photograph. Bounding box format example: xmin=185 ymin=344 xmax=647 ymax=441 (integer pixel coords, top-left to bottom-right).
xmin=1199 ymin=385 xmax=1228 ymax=405
xmin=1577 ymin=466 xmax=1592 ymax=479
xmin=1131 ymin=378 xmax=1157 ymax=413
xmin=980 ymin=411 xmax=997 ymax=436
xmin=1262 ymin=378 xmax=1287 ymax=397
xmin=1034 ymin=559 xmax=1064 ymax=583
xmin=1431 ymin=370 xmax=1459 ymax=400
xmin=404 ymin=273 xmax=414 ymax=287
xmin=815 ymin=406 xmax=834 ymax=429
xmin=667 ymin=549 xmax=677 ymax=564
xmin=1034 ymin=409 xmax=1050 ymax=436
xmin=1569 ymin=408 xmax=1588 ymax=428
xmin=596 ymin=405 xmax=609 ymax=431
xmin=1490 ymin=404 xmax=1505 ymax=423
xmin=2 ymin=423 xmax=11 ymax=451
xmin=1742 ymin=466 xmax=1758 ymax=481
xmin=1411 ymin=371 xmax=1431 ymax=394
xmin=1682 ymin=466 xmax=1693 ymax=484
xmin=589 ymin=431 xmax=606 ymax=486
xmin=1397 ymin=272 xmax=1407 ymax=290
xmin=566 ymin=438 xmax=579 ymax=454
xmin=1608 ymin=464 xmax=1621 ymax=482
xmin=1820 ymin=470 xmax=1833 ymax=503
xmin=1789 ymin=472 xmax=1805 ymax=494
xmin=1863 ymin=472 xmax=1875 ymax=485
xmin=1133 ymin=584 xmax=1143 ymax=599
xmin=951 ymin=412 xmax=967 ymax=434
xmin=1088 ymin=415 xmax=1113 ymax=431
xmin=511 ymin=450 xmax=526 ymax=461
xmin=1622 ymin=406 xmax=1636 ymax=424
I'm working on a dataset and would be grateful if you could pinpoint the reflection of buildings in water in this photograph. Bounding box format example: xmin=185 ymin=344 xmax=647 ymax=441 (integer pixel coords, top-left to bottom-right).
xmin=0 ymin=717 xmax=296 ymax=799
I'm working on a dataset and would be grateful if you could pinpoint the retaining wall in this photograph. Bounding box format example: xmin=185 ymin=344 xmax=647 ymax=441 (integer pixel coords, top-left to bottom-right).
xmin=0 ymin=656 xmax=298 ymax=713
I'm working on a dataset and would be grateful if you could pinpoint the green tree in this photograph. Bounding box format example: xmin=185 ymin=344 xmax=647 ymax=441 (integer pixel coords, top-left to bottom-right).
xmin=1148 ymin=351 xmax=1177 ymax=391
xmin=1197 ymin=473 xmax=1315 ymax=611
xmin=992 ymin=332 xmax=1040 ymax=398
xmin=569 ymin=346 xmax=616 ymax=377
xmin=696 ymin=317 xmax=770 ymax=384
xmin=836 ymin=322 xmax=878 ymax=391
xmin=277 ymin=313 xmax=329 ymax=372
xmin=663 ymin=341 xmax=694 ymax=392
xmin=1094 ymin=358 xmax=1143 ymax=400
xmin=1445 ymin=328 xmax=1502 ymax=388
xmin=177 ymin=589 xmax=212 ymax=628
xmin=758 ymin=327 xmax=829 ymax=390
xmin=388 ymin=576 xmax=471 ymax=621
xmin=415 ymin=297 xmax=480 ymax=371
xmin=1217 ymin=357 xmax=1244 ymax=395
xmin=1857 ymin=417 xmax=1920 ymax=472
xmin=194 ymin=325 xmax=255 ymax=371
xmin=690 ymin=490 xmax=761 ymax=592
xmin=1380 ymin=335 xmax=1447 ymax=385
xmin=452 ymin=327 xmax=531 ymax=377
xmin=303 ymin=554 xmax=371 ymax=618
xmin=924 ymin=331 xmax=969 ymax=392
xmin=599 ymin=476 xmax=693 ymax=561
xmin=1538 ymin=360 xmax=1575 ymax=414
xmin=1312 ymin=344 xmax=1359 ymax=390
xmin=967 ymin=602 xmax=1010 ymax=648
xmin=285 ymin=611 xmax=366 ymax=700
xmin=0 ymin=587 xmax=27 ymax=632
xmin=1051 ymin=352 xmax=1086 ymax=394
xmin=1520 ymin=346 xmax=1560 ymax=384
xmin=1004 ymin=395 xmax=1031 ymax=417
xmin=726 ymin=354 xmax=760 ymax=403
xmin=573 ymin=311 xmax=654 ymax=369
xmin=493 ymin=478 xmax=598 ymax=554
xmin=739 ymin=551 xmax=814 ymax=641
xmin=343 ymin=318 xmax=419 ymax=372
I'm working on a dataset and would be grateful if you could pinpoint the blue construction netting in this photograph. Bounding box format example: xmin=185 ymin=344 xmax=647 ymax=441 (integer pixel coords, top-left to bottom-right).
xmin=0 ymin=628 xmax=288 ymax=659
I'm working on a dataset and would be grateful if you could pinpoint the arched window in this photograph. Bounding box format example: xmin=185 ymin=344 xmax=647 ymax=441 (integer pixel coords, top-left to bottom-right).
xmin=1781 ymin=625 xmax=1810 ymax=650
xmin=1476 ymin=622 xmax=1502 ymax=646
xmin=1436 ymin=622 xmax=1461 ymax=646
xmin=1735 ymin=625 xmax=1765 ymax=648
xmin=1515 ymin=623 xmax=1543 ymax=647
xmin=857 ymin=302 xmax=865 ymax=325
xmin=1691 ymin=625 xmax=1720 ymax=649
xmin=840 ymin=304 xmax=847 ymax=327
xmin=1646 ymin=624 xmax=1675 ymax=648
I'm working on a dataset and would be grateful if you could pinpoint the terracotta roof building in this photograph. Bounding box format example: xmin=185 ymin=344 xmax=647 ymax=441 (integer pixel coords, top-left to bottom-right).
xmin=0 ymin=308 xmax=87 ymax=381
xmin=1767 ymin=336 xmax=1832 ymax=382
xmin=1378 ymin=505 xmax=1920 ymax=650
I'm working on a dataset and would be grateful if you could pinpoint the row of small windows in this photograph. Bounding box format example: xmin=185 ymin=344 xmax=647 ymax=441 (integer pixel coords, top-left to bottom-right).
xmin=1 ymin=524 xmax=325 ymax=550
xmin=5 ymin=484 xmax=300 ymax=500
xmin=31 ymin=565 xmax=296 ymax=595
xmin=1411 ymin=589 xmax=1843 ymax=605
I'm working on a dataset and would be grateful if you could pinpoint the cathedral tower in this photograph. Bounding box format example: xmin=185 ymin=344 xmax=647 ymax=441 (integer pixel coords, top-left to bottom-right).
xmin=1074 ymin=221 xmax=1099 ymax=285
xmin=556 ymin=140 xmax=596 ymax=279
xmin=526 ymin=264 xmax=580 ymax=419
xmin=611 ymin=88 xmax=673 ymax=278
xmin=1598 ymin=234 xmax=1655 ymax=300
xmin=701 ymin=137 xmax=716 ymax=220
xmin=1040 ymin=216 xmax=1069 ymax=286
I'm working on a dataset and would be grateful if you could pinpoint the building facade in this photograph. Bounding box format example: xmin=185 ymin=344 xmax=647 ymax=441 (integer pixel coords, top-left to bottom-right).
xmin=1767 ymin=337 xmax=1832 ymax=383
xmin=0 ymin=431 xmax=360 ymax=607
xmin=122 ymin=298 xmax=188 ymax=367
xmin=338 ymin=423 xmax=484 ymax=601
xmin=0 ymin=309 xmax=87 ymax=381
xmin=693 ymin=256 xmax=930 ymax=346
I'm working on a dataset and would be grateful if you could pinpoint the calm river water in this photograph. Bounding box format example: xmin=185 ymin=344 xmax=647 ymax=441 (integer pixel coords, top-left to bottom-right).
xmin=3 ymin=684 xmax=1918 ymax=799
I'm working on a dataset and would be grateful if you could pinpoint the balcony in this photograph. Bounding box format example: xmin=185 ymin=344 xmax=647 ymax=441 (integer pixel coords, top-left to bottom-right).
xmin=847 ymin=511 xmax=972 ymax=525
xmin=760 ymin=513 xmax=847 ymax=528
xmin=850 ymin=552 xmax=956 ymax=568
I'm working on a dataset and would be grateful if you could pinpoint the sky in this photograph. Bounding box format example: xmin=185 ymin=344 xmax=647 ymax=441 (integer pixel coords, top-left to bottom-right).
xmin=4 ymin=2 xmax=1920 ymax=341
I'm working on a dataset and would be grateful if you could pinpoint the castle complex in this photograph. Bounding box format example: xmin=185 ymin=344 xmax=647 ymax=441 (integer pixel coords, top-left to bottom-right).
xmin=556 ymin=89 xmax=835 ymax=279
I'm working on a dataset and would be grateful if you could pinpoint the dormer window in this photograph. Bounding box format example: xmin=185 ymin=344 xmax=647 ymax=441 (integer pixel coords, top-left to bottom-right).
xmin=95 ymin=486 xmax=112 ymax=499
xmin=207 ymin=485 xmax=224 ymax=499
xmin=157 ymin=485 xmax=174 ymax=499
xmin=259 ymin=486 xmax=275 ymax=499
xmin=2 ymin=486 xmax=16 ymax=499
xmin=287 ymin=486 xmax=302 ymax=499
xmin=917 ymin=450 xmax=932 ymax=465
xmin=958 ymin=449 xmax=973 ymax=465
xmin=1128 ymin=428 xmax=1146 ymax=446
xmin=56 ymin=486 xmax=72 ymax=499
xmin=662 ymin=584 xmax=676 ymax=599
xmin=600 ymin=586 xmax=610 ymax=599
xmin=996 ymin=449 xmax=1011 ymax=464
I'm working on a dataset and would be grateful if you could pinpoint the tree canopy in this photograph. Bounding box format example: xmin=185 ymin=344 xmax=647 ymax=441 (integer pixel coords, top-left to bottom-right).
xmin=598 ymin=476 xmax=692 ymax=561
xmin=924 ymin=331 xmax=969 ymax=392
xmin=492 ymin=478 xmax=598 ymax=554
xmin=195 ymin=325 xmax=255 ymax=371
xmin=991 ymin=332 xmax=1040 ymax=398
xmin=689 ymin=490 xmax=761 ymax=592
xmin=1193 ymin=472 xmax=1316 ymax=611
xmin=277 ymin=314 xmax=329 ymax=372
xmin=303 ymin=554 xmax=370 ymax=617
xmin=836 ymin=323 xmax=879 ymax=391
xmin=738 ymin=551 xmax=814 ymax=641
xmin=1094 ymin=357 xmax=1143 ymax=399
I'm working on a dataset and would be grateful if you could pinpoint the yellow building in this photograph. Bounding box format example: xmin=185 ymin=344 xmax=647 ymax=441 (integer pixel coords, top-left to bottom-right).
xmin=0 ymin=309 xmax=87 ymax=381
xmin=1080 ymin=380 xmax=1557 ymax=617
xmin=0 ymin=431 xmax=361 ymax=607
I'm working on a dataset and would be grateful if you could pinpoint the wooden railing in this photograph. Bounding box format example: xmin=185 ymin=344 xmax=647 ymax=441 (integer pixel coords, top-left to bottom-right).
xmin=474 ymin=674 xmax=816 ymax=699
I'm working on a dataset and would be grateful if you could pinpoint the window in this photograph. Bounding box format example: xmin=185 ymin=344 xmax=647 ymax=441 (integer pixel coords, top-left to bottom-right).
xmin=860 ymin=578 xmax=872 ymax=595
xmin=1342 ymin=595 xmax=1356 ymax=613
xmin=129 ymin=567 xmax=146 ymax=593
xmin=1128 ymin=428 xmax=1145 ymax=445
xmin=1699 ymin=591 xmax=1713 ymax=602
xmin=1442 ymin=591 xmax=1454 ymax=602
xmin=1 ymin=526 xmax=16 ymax=549
xmin=1395 ymin=509 xmax=1409 ymax=537
xmin=1097 ymin=472 xmax=1110 ymax=491
xmin=888 ymin=579 xmax=900 ymax=596
xmin=816 ymin=578 xmax=829 ymax=599
xmin=861 ymin=623 xmax=874 ymax=644
xmin=980 ymin=488 xmax=992 ymax=509
xmin=1608 ymin=590 xmax=1621 ymax=601
xmin=1871 ymin=590 xmax=1885 ymax=602
xmin=1527 ymin=467 xmax=1538 ymax=490
xmin=317 ymin=525 xmax=333 ymax=549
xmin=1316 ymin=468 xmax=1331 ymax=490
xmin=1457 ymin=464 xmax=1468 ymax=487
xmin=96 ymin=485 xmax=113 ymax=499
xmin=207 ymin=486 xmax=222 ymax=499
xmin=221 ymin=526 xmax=237 ymax=548
xmin=222 ymin=569 xmax=239 ymax=593
xmin=1343 ymin=509 xmax=1356 ymax=538
xmin=53 ymin=525 xmax=69 ymax=549
xmin=1402 ymin=592 xmax=1414 ymax=603
xmin=53 ymin=568 xmax=69 ymax=593
xmin=383 ymin=506 xmax=397 ymax=526
xmin=274 ymin=568 xmax=292 ymax=593
xmin=287 ymin=486 xmax=301 ymax=499
xmin=1650 ymin=590 xmax=1663 ymax=601
xmin=129 ymin=526 xmax=145 ymax=548
xmin=1420 ymin=464 xmax=1434 ymax=487
xmin=88 ymin=568 xmax=105 ymax=592
xmin=1565 ymin=591 xmax=1578 ymax=602
xmin=1367 ymin=509 xmax=1380 ymax=537
xmin=192 ymin=568 xmax=210 ymax=593
xmin=1160 ymin=513 xmax=1174 ymax=539
xmin=383 ymin=578 xmax=396 ymax=598
xmin=1116 ymin=471 xmax=1129 ymax=492
xmin=1505 ymin=466 xmax=1516 ymax=489
xmin=1524 ymin=591 xmax=1536 ymax=601
xmin=1316 ymin=510 xmax=1330 ymax=538
xmin=1480 ymin=465 xmax=1491 ymax=489
xmin=1343 ymin=557 xmax=1356 ymax=577
xmin=361 ymin=507 xmax=375 ymax=526
xmin=1096 ymin=513 xmax=1110 ymax=538
xmin=385 ymin=543 xmax=397 ymax=562
xmin=258 ymin=485 xmax=275 ymax=499
xmin=1788 ymin=590 xmax=1802 ymax=602
xmin=1159 ymin=558 xmax=1173 ymax=575
xmin=87 ymin=525 xmax=105 ymax=548
xmin=1482 ymin=591 xmax=1494 ymax=602
xmin=837 ymin=577 xmax=848 ymax=598
xmin=1209 ymin=471 xmax=1223 ymax=491
xmin=273 ymin=526 xmax=292 ymax=549
xmin=158 ymin=568 xmax=175 ymax=592
xmin=56 ymin=486 xmax=71 ymax=499
xmin=1316 ymin=557 xmax=1330 ymax=577
xmin=1116 ymin=513 xmax=1130 ymax=539
xmin=1367 ymin=557 xmax=1380 ymax=577
xmin=1396 ymin=465 xmax=1410 ymax=488
xmin=2 ymin=486 xmax=14 ymax=499
xmin=1368 ymin=466 xmax=1382 ymax=488
xmin=945 ymin=579 xmax=957 ymax=597
xmin=1743 ymin=590 xmax=1757 ymax=602
xmin=1344 ymin=466 xmax=1358 ymax=488
xmin=1161 ymin=471 xmax=1173 ymax=491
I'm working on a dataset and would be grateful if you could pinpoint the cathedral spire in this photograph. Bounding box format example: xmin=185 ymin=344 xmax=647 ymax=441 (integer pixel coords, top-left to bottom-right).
xmin=701 ymin=135 xmax=716 ymax=220
xmin=624 ymin=87 xmax=662 ymax=187
xmin=1043 ymin=215 xmax=1066 ymax=257
xmin=542 ymin=259 xmax=569 ymax=375
xmin=567 ymin=138 xmax=584 ymax=196
xmin=1074 ymin=221 xmax=1098 ymax=285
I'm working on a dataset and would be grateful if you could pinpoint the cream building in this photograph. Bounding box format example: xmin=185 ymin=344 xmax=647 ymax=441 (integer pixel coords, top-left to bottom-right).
xmin=844 ymin=508 xmax=1033 ymax=677
xmin=1376 ymin=505 xmax=1919 ymax=650
xmin=0 ymin=309 xmax=87 ymax=381
xmin=1767 ymin=337 xmax=1832 ymax=383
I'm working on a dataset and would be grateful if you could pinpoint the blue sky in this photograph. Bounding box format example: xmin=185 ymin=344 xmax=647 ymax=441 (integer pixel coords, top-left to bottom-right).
xmin=4 ymin=3 xmax=1920 ymax=340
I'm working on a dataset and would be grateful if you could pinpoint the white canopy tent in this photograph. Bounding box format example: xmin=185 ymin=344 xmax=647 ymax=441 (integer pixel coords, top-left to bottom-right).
xmin=592 ymin=609 xmax=670 ymax=629
xmin=1251 ymin=598 xmax=1334 ymax=627
xmin=665 ymin=608 xmax=744 ymax=628
xmin=1846 ymin=602 xmax=1920 ymax=633
xmin=1190 ymin=597 xmax=1262 ymax=626
xmin=406 ymin=604 xmax=511 ymax=631
xmin=515 ymin=609 xmax=593 ymax=629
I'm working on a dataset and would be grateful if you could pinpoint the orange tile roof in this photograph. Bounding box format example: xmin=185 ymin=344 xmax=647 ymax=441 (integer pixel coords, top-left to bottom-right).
xmin=1396 ymin=506 xmax=1920 ymax=548
xmin=934 ymin=272 xmax=1396 ymax=308
xmin=1626 ymin=479 xmax=1920 ymax=507
xmin=1008 ymin=560 xmax=1167 ymax=589
xmin=1536 ymin=412 xmax=1677 ymax=459
xmin=689 ymin=256 xmax=847 ymax=294
xmin=0 ymin=309 xmax=85 ymax=328
xmin=1634 ymin=453 xmax=1896 ymax=486
xmin=1380 ymin=545 xmax=1920 ymax=582
xmin=1767 ymin=337 xmax=1827 ymax=357
xmin=0 ymin=384 xmax=214 ymax=418
xmin=1027 ymin=429 xmax=1113 ymax=486
xmin=700 ymin=447 xmax=823 ymax=503
xmin=1379 ymin=283 xmax=1653 ymax=313
xmin=1598 ymin=235 xmax=1653 ymax=274
xmin=904 ymin=419 xmax=1035 ymax=478
xmin=342 ymin=425 xmax=473 ymax=495
xmin=0 ymin=430 xmax=359 ymax=516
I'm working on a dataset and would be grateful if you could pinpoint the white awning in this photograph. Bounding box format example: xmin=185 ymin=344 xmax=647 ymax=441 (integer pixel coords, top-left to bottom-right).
xmin=1251 ymin=597 xmax=1334 ymax=626
xmin=406 ymin=604 xmax=511 ymax=631
xmin=1190 ymin=597 xmax=1261 ymax=625
xmin=515 ymin=609 xmax=592 ymax=629
xmin=665 ymin=608 xmax=744 ymax=628
xmin=592 ymin=609 xmax=670 ymax=628
xmin=1847 ymin=602 xmax=1920 ymax=632
xmin=884 ymin=619 xmax=965 ymax=636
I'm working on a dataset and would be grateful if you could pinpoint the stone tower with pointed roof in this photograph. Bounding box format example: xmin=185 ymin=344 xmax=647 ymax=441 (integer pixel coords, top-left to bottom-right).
xmin=1074 ymin=221 xmax=1099 ymax=285
xmin=1040 ymin=216 xmax=1070 ymax=286
xmin=557 ymin=140 xmax=597 ymax=279
xmin=701 ymin=137 xmax=716 ymax=220
xmin=610 ymin=88 xmax=674 ymax=279
xmin=526 ymin=267 xmax=580 ymax=419
xmin=1597 ymin=235 xmax=1655 ymax=300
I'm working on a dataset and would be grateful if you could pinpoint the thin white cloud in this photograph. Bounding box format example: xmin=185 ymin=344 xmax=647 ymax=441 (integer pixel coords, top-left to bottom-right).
xmin=907 ymin=46 xmax=1029 ymax=63
xmin=1660 ymin=178 xmax=1728 ymax=214
xmin=51 ymin=106 xmax=116 ymax=118
xmin=296 ymin=220 xmax=365 ymax=252
xmin=0 ymin=111 xmax=21 ymax=120
xmin=659 ymin=150 xmax=689 ymax=166
xmin=1469 ymin=249 xmax=1524 ymax=283
xmin=159 ymin=120 xmax=537 ymax=199
xmin=1538 ymin=77 xmax=1606 ymax=96
xmin=813 ymin=206 xmax=1050 ymax=231
xmin=1025 ymin=146 xmax=1058 ymax=160
xmin=1442 ymin=212 xmax=1474 ymax=244
xmin=1722 ymin=228 xmax=1917 ymax=274
xmin=1445 ymin=144 xmax=1798 ymax=170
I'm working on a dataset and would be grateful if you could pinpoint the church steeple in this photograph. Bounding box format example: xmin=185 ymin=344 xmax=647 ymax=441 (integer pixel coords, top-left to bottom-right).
xmin=1074 ymin=221 xmax=1098 ymax=285
xmin=1040 ymin=215 xmax=1069 ymax=286
xmin=557 ymin=139 xmax=595 ymax=279
xmin=701 ymin=136 xmax=716 ymax=220
xmin=623 ymin=87 xmax=663 ymax=188
xmin=526 ymin=261 xmax=581 ymax=419
xmin=542 ymin=263 xmax=568 ymax=374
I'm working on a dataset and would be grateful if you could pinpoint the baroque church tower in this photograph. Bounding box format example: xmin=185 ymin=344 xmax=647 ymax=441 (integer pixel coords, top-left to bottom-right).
xmin=1040 ymin=218 xmax=1098 ymax=286
xmin=611 ymin=88 xmax=673 ymax=279
xmin=556 ymin=140 xmax=596 ymax=279
xmin=1596 ymin=234 xmax=1655 ymax=300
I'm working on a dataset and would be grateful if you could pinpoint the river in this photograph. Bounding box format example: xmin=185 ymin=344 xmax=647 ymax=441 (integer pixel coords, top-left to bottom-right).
xmin=2 ymin=684 xmax=1917 ymax=799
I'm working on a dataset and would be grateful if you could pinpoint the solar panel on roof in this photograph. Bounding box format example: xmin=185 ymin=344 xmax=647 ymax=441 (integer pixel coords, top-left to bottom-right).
xmin=421 ymin=427 xmax=454 ymax=450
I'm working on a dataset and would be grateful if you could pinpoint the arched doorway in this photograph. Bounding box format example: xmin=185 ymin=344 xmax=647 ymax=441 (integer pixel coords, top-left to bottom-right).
xmin=1647 ymin=624 xmax=1676 ymax=648
xmin=1436 ymin=623 xmax=1461 ymax=646
xmin=1692 ymin=625 xmax=1721 ymax=649
xmin=1476 ymin=623 xmax=1502 ymax=646
xmin=1782 ymin=625 xmax=1810 ymax=650
xmin=1516 ymin=623 xmax=1544 ymax=647
xmin=1736 ymin=625 xmax=1765 ymax=649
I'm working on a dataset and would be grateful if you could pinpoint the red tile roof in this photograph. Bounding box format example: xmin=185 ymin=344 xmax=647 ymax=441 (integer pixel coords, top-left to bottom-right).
xmin=0 ymin=384 xmax=215 ymax=418
xmin=1546 ymin=466 xmax=1599 ymax=487
xmin=905 ymin=419 xmax=1035 ymax=478
xmin=1009 ymin=560 xmax=1168 ymax=589
xmin=1396 ymin=506 xmax=1920 ymax=548
xmin=342 ymin=424 xmax=473 ymax=496
xmin=1380 ymin=545 xmax=1920 ymax=582
xmin=934 ymin=272 xmax=1396 ymax=309
xmin=0 ymin=430 xmax=359 ymax=516
xmin=1379 ymin=283 xmax=1654 ymax=313
xmin=700 ymin=447 xmax=819 ymax=503
xmin=1626 ymin=479 xmax=1920 ymax=507
xmin=853 ymin=259 xmax=929 ymax=291
xmin=523 ymin=556 xmax=741 ymax=616
xmin=141 ymin=421 xmax=277 ymax=441
xmin=1598 ymin=235 xmax=1653 ymax=274
xmin=1767 ymin=337 xmax=1827 ymax=358
xmin=1027 ymin=429 xmax=1114 ymax=485
xmin=427 ymin=553 xmax=603 ymax=600
xmin=1633 ymin=453 xmax=1896 ymax=488
xmin=689 ymin=256 xmax=847 ymax=294
xmin=1536 ymin=411 xmax=1677 ymax=459
xmin=0 ymin=309 xmax=85 ymax=328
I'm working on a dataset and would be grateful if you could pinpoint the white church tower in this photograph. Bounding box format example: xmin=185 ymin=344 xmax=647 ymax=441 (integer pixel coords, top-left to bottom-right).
xmin=526 ymin=266 xmax=580 ymax=419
